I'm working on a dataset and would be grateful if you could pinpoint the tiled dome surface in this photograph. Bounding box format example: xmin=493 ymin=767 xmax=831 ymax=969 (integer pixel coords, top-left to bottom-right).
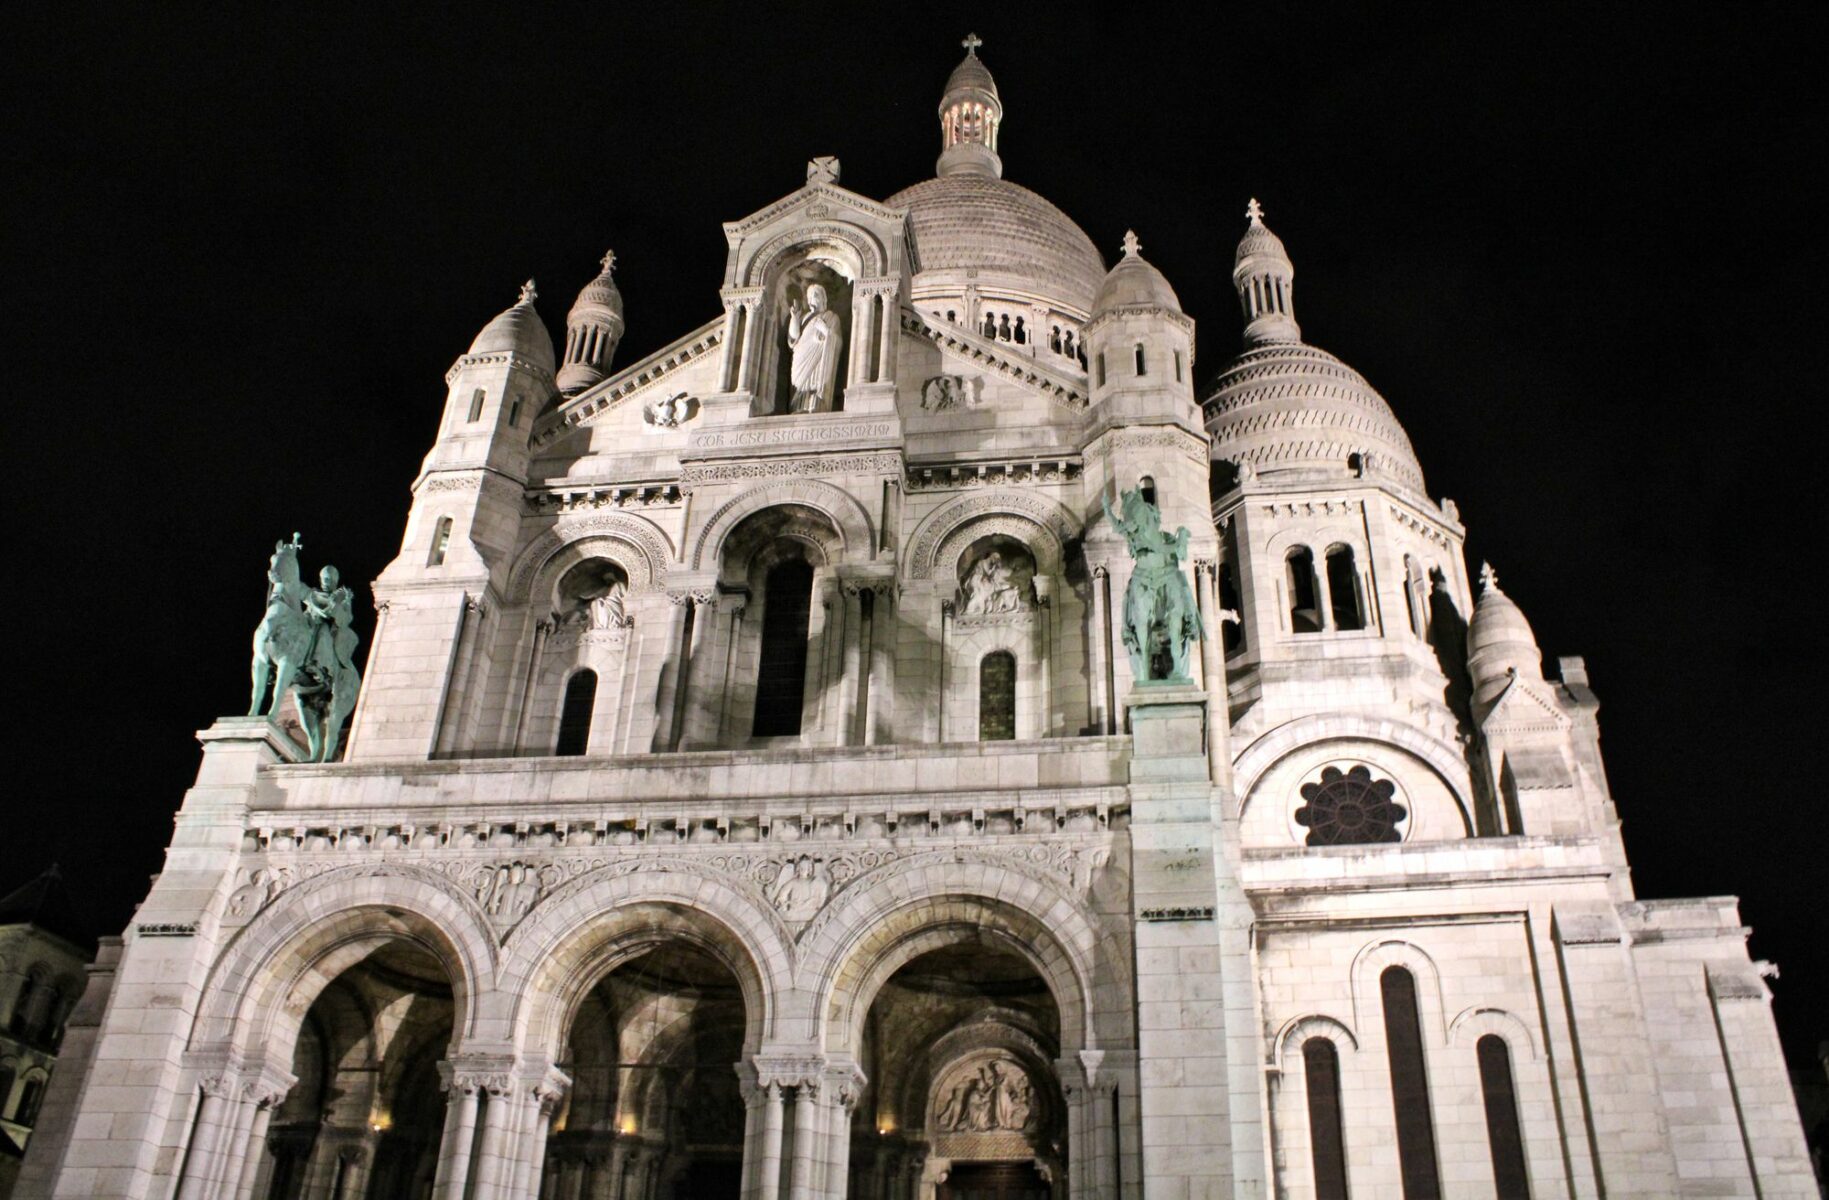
xmin=887 ymin=174 xmax=1106 ymax=315
xmin=1202 ymin=342 xmax=1426 ymax=490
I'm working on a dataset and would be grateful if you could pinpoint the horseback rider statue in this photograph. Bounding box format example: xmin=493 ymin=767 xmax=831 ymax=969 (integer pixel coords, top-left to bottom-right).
xmin=1102 ymin=487 xmax=1203 ymax=685
xmin=249 ymin=534 xmax=362 ymax=761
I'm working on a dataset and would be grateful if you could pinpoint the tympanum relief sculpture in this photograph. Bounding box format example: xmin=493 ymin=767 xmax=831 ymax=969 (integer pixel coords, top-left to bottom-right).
xmin=956 ymin=539 xmax=1037 ymax=619
xmin=769 ymin=854 xmax=831 ymax=920
xmin=934 ymin=1056 xmax=1037 ymax=1133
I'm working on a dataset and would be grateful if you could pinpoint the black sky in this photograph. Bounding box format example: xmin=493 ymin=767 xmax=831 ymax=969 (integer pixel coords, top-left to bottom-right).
xmin=6 ymin=4 xmax=1824 ymax=1064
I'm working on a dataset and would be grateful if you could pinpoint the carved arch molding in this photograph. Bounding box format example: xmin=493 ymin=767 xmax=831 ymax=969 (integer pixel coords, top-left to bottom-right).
xmin=507 ymin=514 xmax=675 ymax=603
xmin=741 ymin=222 xmax=889 ymax=286
xmin=906 ymin=491 xmax=1082 ymax=580
xmin=690 ymin=478 xmax=875 ymax=570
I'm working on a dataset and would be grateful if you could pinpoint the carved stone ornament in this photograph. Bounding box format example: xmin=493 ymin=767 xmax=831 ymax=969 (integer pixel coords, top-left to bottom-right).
xmin=768 ymin=854 xmax=832 ymax=921
xmin=933 ymin=1055 xmax=1037 ymax=1134
xmin=806 ymin=156 xmax=841 ymax=184
xmin=643 ymin=392 xmax=695 ymax=428
xmin=920 ymin=374 xmax=982 ymax=412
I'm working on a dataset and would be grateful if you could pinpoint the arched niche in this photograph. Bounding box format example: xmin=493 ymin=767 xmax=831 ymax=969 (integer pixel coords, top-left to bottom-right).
xmin=756 ymin=246 xmax=858 ymax=416
xmin=956 ymin=535 xmax=1038 ymax=616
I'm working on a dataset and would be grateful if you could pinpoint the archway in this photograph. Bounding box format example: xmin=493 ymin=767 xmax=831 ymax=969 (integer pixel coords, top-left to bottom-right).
xmin=261 ymin=940 xmax=455 ymax=1200
xmin=543 ymin=941 xmax=747 ymax=1200
xmin=851 ymin=944 xmax=1065 ymax=1200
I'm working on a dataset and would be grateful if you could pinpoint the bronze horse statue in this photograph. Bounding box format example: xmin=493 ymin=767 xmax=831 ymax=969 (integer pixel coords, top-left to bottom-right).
xmin=250 ymin=536 xmax=360 ymax=762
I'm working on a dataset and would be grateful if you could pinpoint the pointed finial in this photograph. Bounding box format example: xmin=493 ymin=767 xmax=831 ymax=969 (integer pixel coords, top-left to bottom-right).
xmin=519 ymin=279 xmax=538 ymax=305
xmin=599 ymin=250 xmax=617 ymax=274
xmin=962 ymin=32 xmax=982 ymax=55
xmin=1121 ymin=229 xmax=1141 ymax=258
xmin=1479 ymin=561 xmax=1500 ymax=594
xmin=1246 ymin=197 xmax=1264 ymax=225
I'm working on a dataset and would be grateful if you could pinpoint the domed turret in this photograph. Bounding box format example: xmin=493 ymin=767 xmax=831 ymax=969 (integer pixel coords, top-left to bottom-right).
xmin=1203 ymin=201 xmax=1427 ymax=491
xmin=888 ymin=36 xmax=1104 ymax=321
xmin=558 ymin=251 xmax=625 ymax=394
xmin=1092 ymin=230 xmax=1183 ymax=316
xmin=936 ymin=33 xmax=1002 ymax=179
xmin=1234 ymin=198 xmax=1299 ymax=345
xmin=469 ymin=280 xmax=555 ymax=377
xmin=1467 ymin=563 xmax=1544 ymax=708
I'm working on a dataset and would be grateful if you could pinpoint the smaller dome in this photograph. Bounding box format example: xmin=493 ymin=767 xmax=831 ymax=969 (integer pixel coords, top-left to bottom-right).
xmin=1234 ymin=200 xmax=1291 ymax=271
xmin=1467 ymin=563 xmax=1543 ymax=705
xmin=569 ymin=250 xmax=623 ymax=320
xmin=469 ymin=280 xmax=555 ymax=375
xmin=1091 ymin=230 xmax=1182 ymax=315
xmin=943 ymin=44 xmax=999 ymax=105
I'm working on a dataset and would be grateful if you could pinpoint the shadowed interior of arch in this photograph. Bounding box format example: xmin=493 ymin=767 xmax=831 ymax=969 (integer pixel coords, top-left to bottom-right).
xmin=268 ymin=940 xmax=454 ymax=1199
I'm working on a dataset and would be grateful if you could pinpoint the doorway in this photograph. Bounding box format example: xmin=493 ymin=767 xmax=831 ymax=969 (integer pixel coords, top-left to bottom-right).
xmin=938 ymin=1161 xmax=1050 ymax=1200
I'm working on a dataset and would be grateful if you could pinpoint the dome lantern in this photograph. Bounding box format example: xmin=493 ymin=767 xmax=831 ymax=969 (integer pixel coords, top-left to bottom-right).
xmin=558 ymin=250 xmax=626 ymax=394
xmin=936 ymin=33 xmax=1004 ymax=179
xmin=1233 ymin=199 xmax=1300 ymax=346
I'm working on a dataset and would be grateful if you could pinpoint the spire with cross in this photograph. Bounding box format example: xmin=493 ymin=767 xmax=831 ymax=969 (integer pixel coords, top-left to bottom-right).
xmin=600 ymin=250 xmax=617 ymax=274
xmin=1246 ymin=198 xmax=1264 ymax=225
xmin=1480 ymin=562 xmax=1501 ymax=594
xmin=962 ymin=32 xmax=982 ymax=55
xmin=1121 ymin=230 xmax=1141 ymax=258
xmin=518 ymin=279 xmax=538 ymax=305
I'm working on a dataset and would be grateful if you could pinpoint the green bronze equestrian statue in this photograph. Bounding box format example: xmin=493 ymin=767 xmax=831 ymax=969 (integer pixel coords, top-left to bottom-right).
xmin=1102 ymin=487 xmax=1203 ymax=684
xmin=249 ymin=535 xmax=362 ymax=761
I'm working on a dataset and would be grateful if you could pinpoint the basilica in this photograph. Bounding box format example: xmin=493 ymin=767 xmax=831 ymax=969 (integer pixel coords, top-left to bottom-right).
xmin=16 ymin=38 xmax=1814 ymax=1200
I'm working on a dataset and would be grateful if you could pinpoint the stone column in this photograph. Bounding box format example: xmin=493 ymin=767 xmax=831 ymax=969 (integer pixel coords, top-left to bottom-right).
xmin=789 ymin=1082 xmax=820 ymax=1199
xmin=849 ymin=293 xmax=874 ymax=389
xmin=756 ymin=1083 xmax=786 ymax=1200
xmin=174 ymin=1083 xmax=233 ymax=1200
xmin=471 ymin=1080 xmax=520 ymax=1197
xmin=877 ymin=294 xmax=897 ymax=384
xmin=739 ymin=300 xmax=765 ymax=395
xmin=649 ymin=592 xmax=693 ymax=752
xmin=824 ymin=1071 xmax=863 ymax=1200
xmin=1193 ymin=559 xmax=1233 ymax=784
xmin=866 ymin=585 xmax=894 ymax=745
xmin=1089 ymin=565 xmax=1115 ymax=734
xmin=837 ymin=587 xmax=865 ymax=746
xmin=231 ymin=1097 xmax=278 ymax=1199
xmin=432 ymin=1073 xmax=481 ymax=1200
xmin=937 ymin=599 xmax=953 ymax=741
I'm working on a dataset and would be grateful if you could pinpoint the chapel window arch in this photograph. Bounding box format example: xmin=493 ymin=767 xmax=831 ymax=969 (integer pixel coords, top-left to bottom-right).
xmin=979 ymin=650 xmax=1016 ymax=741
xmin=753 ymin=558 xmax=815 ymax=737
xmin=1303 ymin=1037 xmax=1350 ymax=1200
xmin=1477 ymin=1034 xmax=1531 ymax=1199
xmin=427 ymin=516 xmax=453 ymax=567
xmin=1325 ymin=543 xmax=1366 ymax=631
xmin=555 ymin=668 xmax=598 ymax=756
xmin=1286 ymin=546 xmax=1321 ymax=633
xmin=1382 ymin=966 xmax=1443 ymax=1199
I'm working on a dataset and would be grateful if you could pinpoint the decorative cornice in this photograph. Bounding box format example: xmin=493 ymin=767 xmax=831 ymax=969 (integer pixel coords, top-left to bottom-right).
xmin=904 ymin=457 xmax=1079 ymax=492
xmin=529 ymin=483 xmax=685 ymax=513
xmin=723 ymin=182 xmax=907 ymax=237
xmin=444 ymin=350 xmax=556 ymax=388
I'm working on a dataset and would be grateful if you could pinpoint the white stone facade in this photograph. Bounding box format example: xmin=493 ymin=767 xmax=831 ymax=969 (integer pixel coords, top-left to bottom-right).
xmin=18 ymin=40 xmax=1813 ymax=1200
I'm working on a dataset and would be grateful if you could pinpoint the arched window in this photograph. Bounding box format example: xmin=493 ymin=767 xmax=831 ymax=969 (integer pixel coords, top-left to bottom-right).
xmin=555 ymin=669 xmax=597 ymax=756
xmin=1174 ymin=349 xmax=1184 ymax=382
xmin=1403 ymin=555 xmax=1425 ymax=638
xmin=0 ymin=1064 xmax=15 ymax=1117
xmin=1303 ymin=1037 xmax=1349 ymax=1200
xmin=1134 ymin=343 xmax=1147 ymax=375
xmin=1138 ymin=475 xmax=1157 ymax=507
xmin=428 ymin=516 xmax=453 ymax=567
xmin=1286 ymin=547 xmax=1321 ymax=633
xmin=753 ymin=560 xmax=814 ymax=737
xmin=1096 ymin=351 xmax=1106 ymax=387
xmin=467 ymin=387 xmax=486 ymax=423
xmin=17 ymin=1076 xmax=45 ymax=1125
xmin=1325 ymin=545 xmax=1365 ymax=630
xmin=9 ymin=973 xmax=36 ymax=1035
xmin=30 ymin=984 xmax=62 ymax=1043
xmin=507 ymin=393 xmax=523 ymax=428
xmin=979 ymin=650 xmax=1016 ymax=741
xmin=1381 ymin=967 xmax=1442 ymax=1199
xmin=1477 ymin=1035 xmax=1530 ymax=1199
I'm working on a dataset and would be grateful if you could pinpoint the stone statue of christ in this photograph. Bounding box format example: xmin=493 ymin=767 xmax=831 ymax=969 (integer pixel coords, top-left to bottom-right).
xmin=785 ymin=283 xmax=843 ymax=412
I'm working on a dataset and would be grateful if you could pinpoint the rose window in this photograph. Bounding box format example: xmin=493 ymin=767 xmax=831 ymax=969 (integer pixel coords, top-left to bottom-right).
xmin=1295 ymin=765 xmax=1407 ymax=846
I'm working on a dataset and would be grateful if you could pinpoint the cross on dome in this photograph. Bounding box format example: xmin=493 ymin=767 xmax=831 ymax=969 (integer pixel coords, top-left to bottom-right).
xmin=600 ymin=250 xmax=617 ymax=274
xmin=1480 ymin=561 xmax=1501 ymax=593
xmin=519 ymin=279 xmax=538 ymax=305
xmin=962 ymin=32 xmax=982 ymax=55
xmin=1121 ymin=230 xmax=1141 ymax=257
xmin=1246 ymin=198 xmax=1265 ymax=225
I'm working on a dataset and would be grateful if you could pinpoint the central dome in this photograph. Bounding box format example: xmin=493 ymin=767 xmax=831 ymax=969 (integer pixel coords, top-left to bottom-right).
xmin=887 ymin=174 xmax=1106 ymax=316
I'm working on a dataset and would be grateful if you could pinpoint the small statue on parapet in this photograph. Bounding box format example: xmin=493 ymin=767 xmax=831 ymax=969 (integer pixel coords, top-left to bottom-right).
xmin=1102 ymin=487 xmax=1203 ymax=684
xmin=250 ymin=535 xmax=362 ymax=762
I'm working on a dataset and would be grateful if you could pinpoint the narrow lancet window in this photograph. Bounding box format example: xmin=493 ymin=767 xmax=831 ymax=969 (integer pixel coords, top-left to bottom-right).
xmin=1477 ymin=1035 xmax=1530 ymax=1199
xmin=555 ymin=669 xmax=597 ymax=756
xmin=1304 ymin=1037 xmax=1349 ymax=1200
xmin=1382 ymin=967 xmax=1442 ymax=1199
xmin=428 ymin=517 xmax=453 ymax=567
xmin=1135 ymin=343 xmax=1147 ymax=375
xmin=753 ymin=560 xmax=814 ymax=737
xmin=1326 ymin=545 xmax=1366 ymax=630
xmin=979 ymin=650 xmax=1016 ymax=741
xmin=467 ymin=388 xmax=486 ymax=422
xmin=1287 ymin=547 xmax=1321 ymax=633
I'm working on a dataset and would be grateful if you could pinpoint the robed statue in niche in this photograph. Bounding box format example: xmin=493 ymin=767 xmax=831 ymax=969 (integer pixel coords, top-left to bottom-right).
xmin=786 ymin=282 xmax=843 ymax=411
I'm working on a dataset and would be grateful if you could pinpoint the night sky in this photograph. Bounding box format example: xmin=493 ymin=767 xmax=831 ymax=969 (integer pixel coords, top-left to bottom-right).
xmin=8 ymin=6 xmax=1824 ymax=1064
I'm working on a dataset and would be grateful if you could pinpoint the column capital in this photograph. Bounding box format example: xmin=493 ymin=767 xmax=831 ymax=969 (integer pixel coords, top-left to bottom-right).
xmin=752 ymin=1051 xmax=828 ymax=1091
